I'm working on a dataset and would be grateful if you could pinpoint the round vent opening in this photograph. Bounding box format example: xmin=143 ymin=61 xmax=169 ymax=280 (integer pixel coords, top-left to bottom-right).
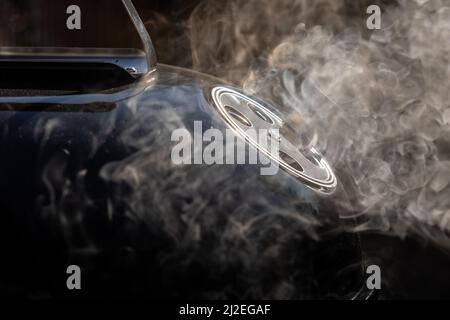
xmin=225 ymin=105 xmax=252 ymax=127
xmin=279 ymin=151 xmax=304 ymax=172
xmin=247 ymin=103 xmax=274 ymax=125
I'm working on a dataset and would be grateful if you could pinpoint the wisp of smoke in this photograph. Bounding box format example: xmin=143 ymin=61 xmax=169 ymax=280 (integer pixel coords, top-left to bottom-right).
xmin=188 ymin=0 xmax=450 ymax=246
xmin=27 ymin=0 xmax=450 ymax=298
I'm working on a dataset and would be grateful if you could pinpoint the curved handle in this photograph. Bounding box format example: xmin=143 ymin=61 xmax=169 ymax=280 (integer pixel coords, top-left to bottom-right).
xmin=122 ymin=0 xmax=158 ymax=73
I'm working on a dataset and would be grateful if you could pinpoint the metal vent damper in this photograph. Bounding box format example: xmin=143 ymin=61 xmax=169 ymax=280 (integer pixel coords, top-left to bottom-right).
xmin=210 ymin=86 xmax=337 ymax=194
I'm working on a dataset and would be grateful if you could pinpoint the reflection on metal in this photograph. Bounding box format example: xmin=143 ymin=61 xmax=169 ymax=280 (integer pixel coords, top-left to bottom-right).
xmin=210 ymin=86 xmax=337 ymax=194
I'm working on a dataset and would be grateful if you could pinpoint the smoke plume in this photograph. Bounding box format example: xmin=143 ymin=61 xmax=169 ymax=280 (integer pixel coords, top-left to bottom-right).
xmin=23 ymin=0 xmax=450 ymax=298
xmin=187 ymin=0 xmax=450 ymax=245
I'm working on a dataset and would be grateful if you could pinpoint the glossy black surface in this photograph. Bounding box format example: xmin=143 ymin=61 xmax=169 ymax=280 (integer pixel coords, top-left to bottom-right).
xmin=0 ymin=65 xmax=366 ymax=299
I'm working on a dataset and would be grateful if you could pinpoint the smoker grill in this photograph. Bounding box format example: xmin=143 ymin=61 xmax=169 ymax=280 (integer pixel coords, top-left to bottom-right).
xmin=0 ymin=0 xmax=373 ymax=299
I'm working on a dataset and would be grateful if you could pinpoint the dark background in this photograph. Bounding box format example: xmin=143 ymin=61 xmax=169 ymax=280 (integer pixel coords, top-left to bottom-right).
xmin=0 ymin=0 xmax=143 ymax=48
xmin=135 ymin=0 xmax=393 ymax=71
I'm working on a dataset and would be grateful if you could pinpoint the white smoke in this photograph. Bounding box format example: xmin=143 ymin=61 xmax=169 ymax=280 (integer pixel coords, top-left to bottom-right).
xmin=188 ymin=0 xmax=450 ymax=245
